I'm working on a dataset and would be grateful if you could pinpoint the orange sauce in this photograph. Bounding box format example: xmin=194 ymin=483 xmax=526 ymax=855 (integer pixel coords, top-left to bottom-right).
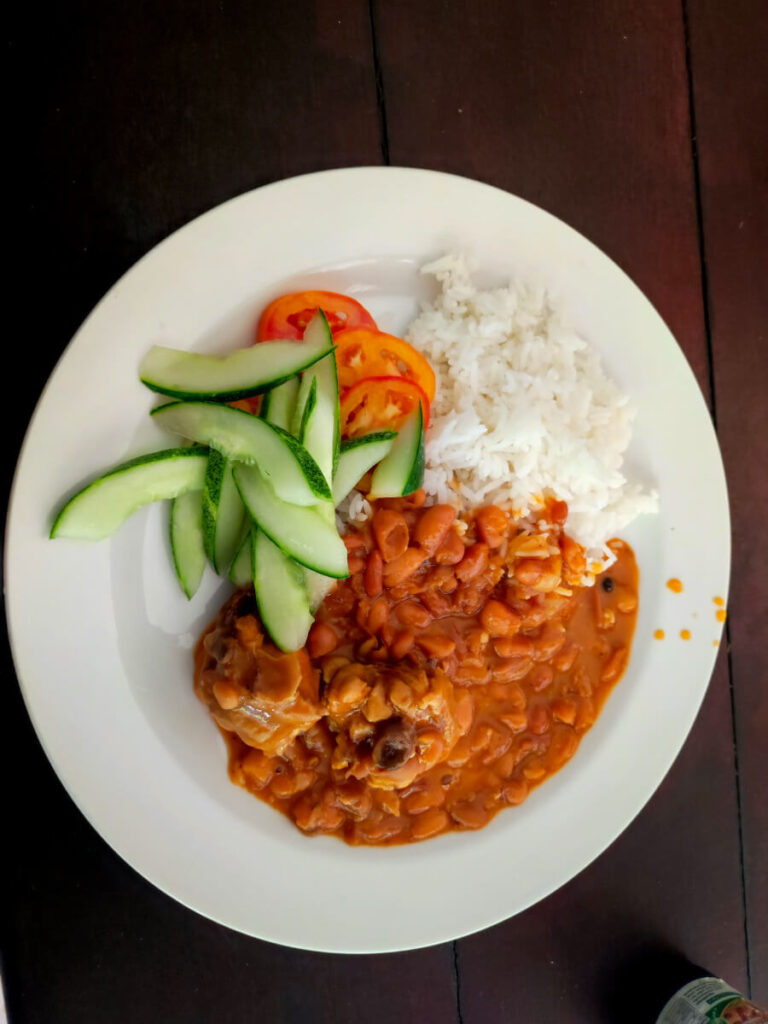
xmin=680 ymin=629 xmax=691 ymax=641
xmin=654 ymin=629 xmax=665 ymax=640
xmin=196 ymin=497 xmax=639 ymax=845
xmin=667 ymin=578 xmax=683 ymax=593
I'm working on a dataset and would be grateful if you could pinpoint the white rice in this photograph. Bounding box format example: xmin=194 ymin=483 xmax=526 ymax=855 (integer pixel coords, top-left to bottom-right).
xmin=403 ymin=253 xmax=658 ymax=562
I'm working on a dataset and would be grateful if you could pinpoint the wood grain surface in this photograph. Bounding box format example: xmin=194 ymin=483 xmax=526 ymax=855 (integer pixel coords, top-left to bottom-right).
xmin=4 ymin=0 xmax=765 ymax=1020
xmin=686 ymin=0 xmax=768 ymax=1000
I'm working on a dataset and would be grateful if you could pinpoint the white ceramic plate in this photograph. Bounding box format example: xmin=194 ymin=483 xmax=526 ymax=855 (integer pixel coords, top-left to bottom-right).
xmin=5 ymin=168 xmax=730 ymax=953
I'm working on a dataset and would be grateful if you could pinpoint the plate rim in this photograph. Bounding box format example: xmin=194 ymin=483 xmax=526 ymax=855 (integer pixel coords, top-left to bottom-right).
xmin=4 ymin=166 xmax=731 ymax=953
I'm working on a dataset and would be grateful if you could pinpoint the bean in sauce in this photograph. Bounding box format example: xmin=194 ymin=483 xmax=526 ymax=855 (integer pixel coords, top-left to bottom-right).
xmin=196 ymin=496 xmax=639 ymax=845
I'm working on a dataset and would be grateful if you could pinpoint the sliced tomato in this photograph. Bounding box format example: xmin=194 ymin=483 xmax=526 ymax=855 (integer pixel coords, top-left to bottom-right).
xmin=340 ymin=376 xmax=430 ymax=439
xmin=334 ymin=328 xmax=436 ymax=402
xmin=256 ymin=290 xmax=377 ymax=342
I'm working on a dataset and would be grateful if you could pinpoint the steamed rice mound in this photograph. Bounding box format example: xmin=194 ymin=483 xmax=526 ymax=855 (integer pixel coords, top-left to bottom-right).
xmin=405 ymin=254 xmax=658 ymax=563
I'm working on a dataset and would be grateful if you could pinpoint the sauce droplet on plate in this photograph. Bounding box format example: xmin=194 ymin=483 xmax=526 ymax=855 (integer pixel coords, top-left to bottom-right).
xmin=680 ymin=629 xmax=691 ymax=641
xmin=713 ymin=596 xmax=724 ymax=606
xmin=667 ymin=578 xmax=683 ymax=593
xmin=654 ymin=629 xmax=665 ymax=640
xmin=716 ymin=609 xmax=727 ymax=623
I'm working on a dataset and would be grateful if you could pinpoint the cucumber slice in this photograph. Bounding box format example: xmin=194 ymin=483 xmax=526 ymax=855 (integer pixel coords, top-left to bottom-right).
xmin=368 ymin=405 xmax=425 ymax=499
xmin=202 ymin=451 xmax=246 ymax=573
xmin=170 ymin=489 xmax=206 ymax=598
xmin=302 ymin=495 xmax=340 ymax=609
xmin=303 ymin=568 xmax=337 ymax=613
xmin=294 ymin=313 xmax=339 ymax=484
xmin=228 ymin=530 xmax=253 ymax=586
xmin=253 ymin=529 xmax=314 ymax=652
xmin=151 ymin=401 xmax=331 ymax=505
xmin=294 ymin=375 xmax=317 ymax=442
xmin=233 ymin=464 xmax=349 ymax=578
xmin=261 ymin=376 xmax=300 ymax=431
xmin=139 ymin=336 xmax=334 ymax=401
xmin=51 ymin=447 xmax=209 ymax=540
xmin=332 ymin=431 xmax=396 ymax=505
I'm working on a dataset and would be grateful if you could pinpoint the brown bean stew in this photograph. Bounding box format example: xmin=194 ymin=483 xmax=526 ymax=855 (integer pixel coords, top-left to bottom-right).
xmin=195 ymin=493 xmax=638 ymax=844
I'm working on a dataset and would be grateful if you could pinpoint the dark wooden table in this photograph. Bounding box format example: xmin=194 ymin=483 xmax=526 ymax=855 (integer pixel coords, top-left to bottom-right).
xmin=4 ymin=2 xmax=766 ymax=1021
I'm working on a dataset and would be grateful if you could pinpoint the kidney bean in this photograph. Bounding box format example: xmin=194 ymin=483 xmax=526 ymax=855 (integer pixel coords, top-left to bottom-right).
xmin=360 ymin=814 xmax=403 ymax=843
xmin=416 ymin=632 xmax=456 ymax=659
xmin=348 ymin=553 xmax=365 ymax=575
xmin=480 ymin=599 xmax=522 ymax=637
xmin=574 ymin=698 xmax=596 ymax=730
xmin=366 ymin=596 xmax=389 ymax=634
xmin=560 ymin=532 xmax=586 ymax=573
xmin=531 ymin=620 xmax=566 ymax=660
xmin=475 ymin=505 xmax=508 ymax=547
xmin=601 ymin=645 xmax=627 ymax=683
xmin=419 ymin=589 xmax=453 ymax=617
xmin=548 ymin=724 xmax=579 ymax=767
xmin=493 ymin=635 xmax=534 ymax=658
xmin=383 ymin=548 xmax=427 ymax=587
xmin=456 ymin=542 xmax=490 ymax=582
xmin=355 ymin=599 xmax=370 ymax=631
xmin=434 ymin=530 xmax=465 ymax=565
xmin=494 ymin=751 xmax=517 ymax=778
xmin=492 ymin=657 xmax=533 ymax=683
xmin=551 ymin=698 xmax=577 ymax=725
xmin=372 ymin=508 xmax=410 ymax=562
xmin=446 ymin=738 xmax=473 ymax=767
xmin=514 ymin=558 xmax=545 ymax=586
xmin=390 ymin=630 xmax=415 ymax=660
xmin=502 ymin=778 xmax=530 ymax=805
xmin=449 ymin=799 xmax=492 ymax=829
xmin=413 ymin=504 xmax=457 ymax=554
xmin=553 ymin=644 xmax=579 ymax=672
xmin=241 ymin=749 xmax=274 ymax=789
xmin=411 ymin=808 xmax=450 ymax=840
xmin=427 ymin=565 xmax=458 ymax=593
xmin=455 ymin=662 xmax=490 ymax=684
xmin=522 ymin=760 xmax=547 ymax=781
xmin=403 ymin=783 xmax=446 ymax=815
xmin=481 ymin=726 xmax=512 ymax=764
xmin=272 ymin=767 xmax=311 ymax=800
xmin=381 ymin=622 xmax=397 ymax=647
xmin=343 ymin=532 xmax=367 ymax=552
xmin=528 ymin=665 xmax=554 ymax=691
xmin=455 ymin=691 xmax=474 ymax=733
xmin=397 ymin=600 xmax=432 ymax=629
xmin=500 ymin=710 xmax=528 ymax=733
xmin=307 ymin=622 xmax=339 ymax=659
xmin=364 ymin=549 xmax=384 ymax=597
xmin=357 ymin=636 xmax=378 ymax=657
xmin=528 ymin=703 xmax=551 ymax=735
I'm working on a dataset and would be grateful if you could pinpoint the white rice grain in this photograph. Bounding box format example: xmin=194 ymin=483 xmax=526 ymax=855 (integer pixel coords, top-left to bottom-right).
xmin=406 ymin=254 xmax=658 ymax=560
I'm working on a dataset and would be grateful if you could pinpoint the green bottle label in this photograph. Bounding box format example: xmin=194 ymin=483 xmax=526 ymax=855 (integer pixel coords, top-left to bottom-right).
xmin=657 ymin=977 xmax=768 ymax=1024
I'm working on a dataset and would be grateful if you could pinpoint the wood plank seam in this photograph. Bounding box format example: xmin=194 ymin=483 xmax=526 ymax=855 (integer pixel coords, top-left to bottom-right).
xmin=680 ymin=0 xmax=752 ymax=995
xmin=453 ymin=940 xmax=466 ymax=1024
xmin=368 ymin=0 xmax=391 ymax=164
